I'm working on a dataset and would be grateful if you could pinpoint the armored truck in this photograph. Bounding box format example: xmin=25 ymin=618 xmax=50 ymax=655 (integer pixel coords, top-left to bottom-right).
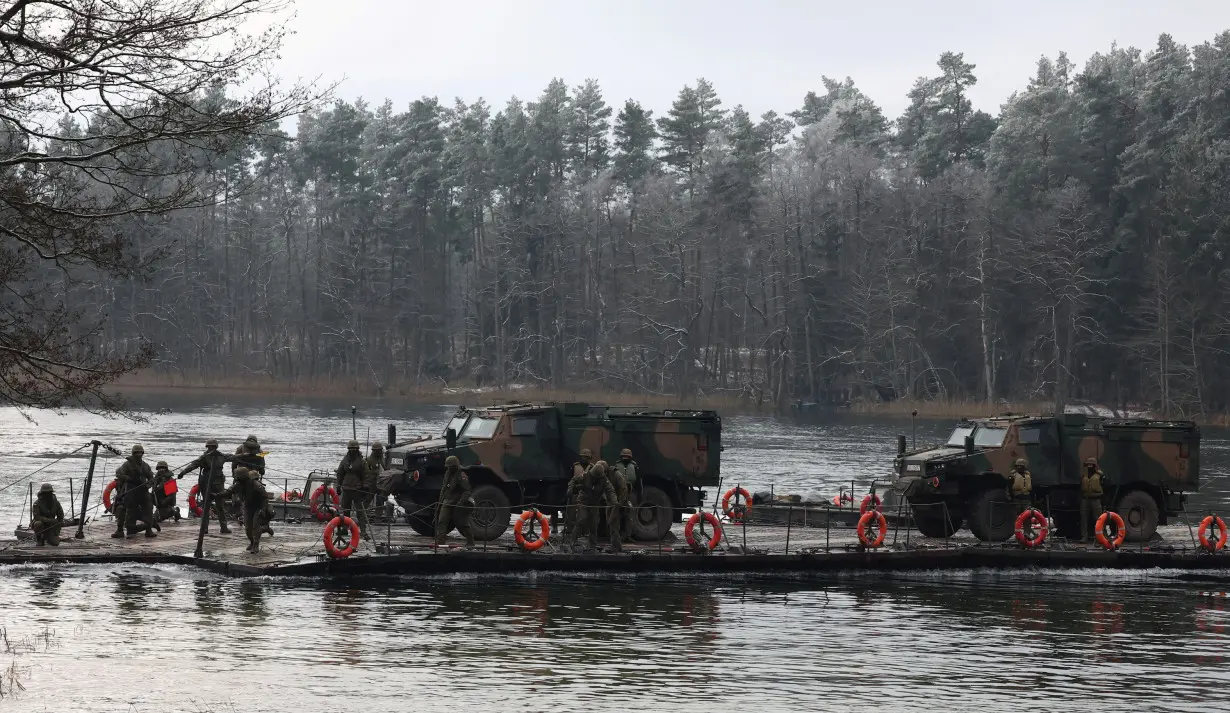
xmin=892 ymin=414 xmax=1199 ymax=542
xmin=381 ymin=402 xmax=721 ymax=541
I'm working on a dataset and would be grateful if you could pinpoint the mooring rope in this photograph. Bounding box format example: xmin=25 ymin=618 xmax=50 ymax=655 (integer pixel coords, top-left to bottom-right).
xmin=0 ymin=442 xmax=92 ymax=495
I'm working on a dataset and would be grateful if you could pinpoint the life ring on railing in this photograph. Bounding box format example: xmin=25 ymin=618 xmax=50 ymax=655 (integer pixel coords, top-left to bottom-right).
xmin=282 ymin=488 xmax=303 ymax=503
xmin=187 ymin=484 xmax=204 ymax=517
xmin=860 ymin=493 xmax=882 ymax=515
xmin=1199 ymin=515 xmax=1228 ymax=553
xmin=102 ymin=480 xmax=119 ymax=512
xmin=1014 ymin=508 xmax=1048 ymax=548
xmin=323 ymin=515 xmax=360 ymax=559
xmin=685 ymin=512 xmax=723 ymax=553
xmin=831 ymin=492 xmax=854 ymax=507
xmin=857 ymin=511 xmax=887 ymax=548
xmin=1096 ymin=511 xmax=1126 ymax=550
xmin=310 ymin=485 xmax=340 ymax=521
xmin=722 ymin=487 xmax=752 ymax=523
xmin=514 ymin=510 xmax=551 ymax=552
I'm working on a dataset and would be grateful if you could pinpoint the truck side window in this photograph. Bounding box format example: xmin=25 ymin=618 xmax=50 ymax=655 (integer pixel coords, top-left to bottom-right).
xmin=512 ymin=418 xmax=537 ymax=437
xmin=1019 ymin=427 xmax=1041 ymax=445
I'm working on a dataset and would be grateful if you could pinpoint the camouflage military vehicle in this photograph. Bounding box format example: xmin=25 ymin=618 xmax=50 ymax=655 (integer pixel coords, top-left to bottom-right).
xmin=893 ymin=414 xmax=1199 ymax=542
xmin=381 ymin=402 xmax=721 ymax=541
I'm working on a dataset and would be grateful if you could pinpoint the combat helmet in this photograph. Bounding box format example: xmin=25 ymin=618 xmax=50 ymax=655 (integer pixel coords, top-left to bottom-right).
xmin=131 ymin=444 xmax=144 ymax=456
xmin=205 ymin=438 xmax=218 ymax=449
xmin=619 ymin=448 xmax=633 ymax=459
xmin=156 ymin=461 xmax=169 ymax=469
xmin=371 ymin=441 xmax=384 ymax=451
xmin=579 ymin=448 xmax=592 ymax=460
xmin=347 ymin=439 xmax=360 ymax=450
xmin=1084 ymin=457 xmax=1097 ymax=467
xmin=1014 ymin=458 xmax=1027 ymax=468
xmin=445 ymin=455 xmax=460 ymax=468
xmin=234 ymin=466 xmax=250 ymax=480
xmin=39 ymin=483 xmax=53 ymax=494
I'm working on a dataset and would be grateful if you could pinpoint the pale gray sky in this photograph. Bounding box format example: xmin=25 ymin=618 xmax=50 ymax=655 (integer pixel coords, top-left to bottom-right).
xmin=271 ymin=0 xmax=1230 ymax=121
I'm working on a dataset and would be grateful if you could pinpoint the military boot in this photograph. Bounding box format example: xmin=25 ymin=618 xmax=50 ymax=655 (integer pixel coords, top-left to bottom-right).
xmin=111 ymin=522 xmax=125 ymax=538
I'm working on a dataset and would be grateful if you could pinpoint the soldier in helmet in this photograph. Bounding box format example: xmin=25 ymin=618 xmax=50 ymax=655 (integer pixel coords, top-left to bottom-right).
xmin=115 ymin=444 xmax=157 ymax=538
xmin=30 ymin=483 xmax=65 ymax=546
xmin=152 ymin=461 xmax=180 ymax=522
xmin=178 ymin=438 xmax=231 ymax=534
xmin=220 ymin=467 xmax=272 ymax=553
xmin=1005 ymin=458 xmax=1033 ymax=517
xmin=565 ymin=459 xmax=617 ymax=551
xmin=231 ymin=436 xmax=266 ymax=477
xmin=365 ymin=441 xmax=385 ymax=513
xmin=560 ymin=448 xmax=595 ymax=535
xmin=612 ymin=448 xmax=638 ymax=541
xmin=336 ymin=439 xmax=371 ymax=541
xmin=435 ymin=455 xmax=475 ymax=547
xmin=1080 ymin=457 xmax=1106 ymax=543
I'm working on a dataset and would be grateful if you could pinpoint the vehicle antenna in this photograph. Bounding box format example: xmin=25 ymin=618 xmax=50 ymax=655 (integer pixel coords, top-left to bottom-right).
xmin=351 ymin=406 xmax=357 ymax=440
xmin=366 ymin=426 xmax=371 ymax=457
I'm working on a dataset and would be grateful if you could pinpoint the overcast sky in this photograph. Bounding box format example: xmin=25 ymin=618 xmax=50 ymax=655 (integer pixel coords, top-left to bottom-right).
xmin=269 ymin=0 xmax=1230 ymax=122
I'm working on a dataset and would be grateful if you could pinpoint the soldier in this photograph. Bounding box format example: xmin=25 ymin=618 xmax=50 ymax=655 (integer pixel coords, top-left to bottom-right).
xmin=152 ymin=461 xmax=180 ymax=522
xmin=116 ymin=444 xmax=157 ymax=538
xmin=1005 ymin=458 xmax=1033 ymax=517
xmin=178 ymin=438 xmax=231 ymax=534
xmin=598 ymin=460 xmax=625 ymax=552
xmin=435 ymin=455 xmax=475 ymax=547
xmin=573 ymin=448 xmax=594 ymax=479
xmin=110 ymin=465 xmax=126 ymax=538
xmin=30 ymin=483 xmax=65 ymax=546
xmin=232 ymin=436 xmax=266 ymax=476
xmin=612 ymin=448 xmax=638 ymax=541
xmin=336 ymin=440 xmax=371 ymax=541
xmin=559 ymin=448 xmax=595 ymax=535
xmin=565 ymin=459 xmax=617 ymax=551
xmin=1080 ymin=457 xmax=1106 ymax=543
xmin=220 ymin=467 xmax=272 ymax=553
xmin=365 ymin=441 xmax=385 ymax=512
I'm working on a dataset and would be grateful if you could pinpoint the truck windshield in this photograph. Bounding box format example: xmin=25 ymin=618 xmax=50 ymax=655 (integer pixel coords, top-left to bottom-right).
xmin=946 ymin=426 xmax=975 ymax=447
xmin=974 ymin=427 xmax=1008 ymax=447
xmin=459 ymin=416 xmax=500 ymax=440
xmin=445 ymin=413 xmax=469 ymax=437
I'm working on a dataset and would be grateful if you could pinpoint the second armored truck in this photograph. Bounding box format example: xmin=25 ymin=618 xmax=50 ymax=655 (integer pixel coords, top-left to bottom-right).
xmin=382 ymin=402 xmax=721 ymax=541
xmin=893 ymin=413 xmax=1199 ymax=542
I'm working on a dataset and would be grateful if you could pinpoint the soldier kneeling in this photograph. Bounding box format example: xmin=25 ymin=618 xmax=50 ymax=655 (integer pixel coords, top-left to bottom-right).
xmin=152 ymin=461 xmax=181 ymax=522
xmin=30 ymin=483 xmax=65 ymax=547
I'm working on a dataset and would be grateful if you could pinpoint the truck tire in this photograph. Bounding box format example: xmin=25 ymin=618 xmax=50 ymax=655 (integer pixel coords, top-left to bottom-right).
xmin=967 ymin=489 xmax=1015 ymax=542
xmin=468 ymin=484 xmax=511 ymax=541
xmin=630 ymin=486 xmax=673 ymax=541
xmin=402 ymin=499 xmax=437 ymax=537
xmin=911 ymin=500 xmax=964 ymax=537
xmin=1117 ymin=489 xmax=1160 ymax=542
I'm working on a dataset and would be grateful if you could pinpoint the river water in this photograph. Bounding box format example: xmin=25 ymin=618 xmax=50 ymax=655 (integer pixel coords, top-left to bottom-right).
xmin=0 ymin=394 xmax=1228 ymax=711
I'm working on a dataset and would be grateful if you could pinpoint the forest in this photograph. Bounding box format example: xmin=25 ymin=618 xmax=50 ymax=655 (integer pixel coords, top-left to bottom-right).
xmin=61 ymin=30 xmax=1230 ymax=416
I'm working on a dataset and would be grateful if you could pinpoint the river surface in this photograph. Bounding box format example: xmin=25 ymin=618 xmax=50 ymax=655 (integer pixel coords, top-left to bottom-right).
xmin=0 ymin=394 xmax=1228 ymax=711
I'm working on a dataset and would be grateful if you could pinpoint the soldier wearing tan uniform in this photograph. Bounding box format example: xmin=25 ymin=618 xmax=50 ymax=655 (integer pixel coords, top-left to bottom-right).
xmin=1080 ymin=457 xmax=1106 ymax=542
xmin=1006 ymin=458 xmax=1033 ymax=516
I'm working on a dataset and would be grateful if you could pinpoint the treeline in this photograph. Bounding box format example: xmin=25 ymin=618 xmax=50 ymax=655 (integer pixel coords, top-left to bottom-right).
xmin=97 ymin=32 xmax=1230 ymax=416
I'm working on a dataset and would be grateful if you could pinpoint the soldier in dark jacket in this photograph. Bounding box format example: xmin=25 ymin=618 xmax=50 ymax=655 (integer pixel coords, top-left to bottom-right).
xmin=116 ymin=444 xmax=157 ymax=538
xmin=221 ymin=467 xmax=272 ymax=553
xmin=177 ymin=438 xmax=231 ymax=534
xmin=231 ymin=436 xmax=266 ymax=476
xmin=30 ymin=483 xmax=65 ymax=546
xmin=565 ymin=460 xmax=617 ymax=551
xmin=435 ymin=455 xmax=475 ymax=546
xmin=602 ymin=460 xmax=626 ymax=551
xmin=365 ymin=441 xmax=384 ymax=510
xmin=152 ymin=461 xmax=180 ymax=522
xmin=336 ymin=440 xmax=370 ymax=540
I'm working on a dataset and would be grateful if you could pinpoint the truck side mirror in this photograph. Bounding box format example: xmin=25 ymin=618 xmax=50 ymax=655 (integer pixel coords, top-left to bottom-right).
xmin=897 ymin=435 xmax=907 ymax=455
xmin=387 ymin=424 xmax=397 ymax=447
xmin=964 ymin=435 xmax=975 ymax=454
xmin=446 ymin=428 xmax=457 ymax=451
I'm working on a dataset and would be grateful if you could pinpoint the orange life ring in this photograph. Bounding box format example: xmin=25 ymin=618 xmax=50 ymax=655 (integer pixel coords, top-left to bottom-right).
xmin=1014 ymin=508 xmax=1048 ymax=548
xmin=685 ymin=512 xmax=723 ymax=553
xmin=857 ymin=511 xmax=887 ymax=547
xmin=310 ymin=485 xmax=340 ymax=521
xmin=187 ymin=484 xmax=204 ymax=517
xmin=102 ymin=479 xmax=119 ymax=512
xmin=1199 ymin=515 xmax=1228 ymax=553
xmin=722 ymin=487 xmax=752 ymax=523
xmin=514 ymin=510 xmax=551 ymax=552
xmin=1096 ymin=511 xmax=1126 ymax=550
xmin=860 ymin=493 xmax=882 ymax=515
xmin=323 ymin=515 xmax=360 ymax=558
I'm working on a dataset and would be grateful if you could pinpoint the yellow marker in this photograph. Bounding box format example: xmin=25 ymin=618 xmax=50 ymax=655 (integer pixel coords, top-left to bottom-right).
xmin=259 ymin=451 xmax=270 ymax=457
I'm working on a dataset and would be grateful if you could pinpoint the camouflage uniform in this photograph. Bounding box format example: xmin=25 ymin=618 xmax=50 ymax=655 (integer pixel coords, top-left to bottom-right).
xmin=598 ymin=460 xmax=625 ymax=552
xmin=561 ymin=448 xmax=594 ymax=536
xmin=178 ymin=439 xmax=231 ymax=534
xmin=364 ymin=442 xmax=384 ymax=511
xmin=565 ymin=460 xmax=617 ymax=550
xmin=336 ymin=440 xmax=371 ymax=540
xmin=152 ymin=461 xmax=180 ymax=522
xmin=116 ymin=445 xmax=157 ymax=538
xmin=612 ymin=449 xmax=638 ymax=541
xmin=1080 ymin=458 xmax=1106 ymax=543
xmin=232 ymin=438 xmax=272 ymax=534
xmin=30 ymin=483 xmax=65 ymax=546
xmin=109 ymin=465 xmax=126 ymax=537
xmin=435 ymin=455 xmax=474 ymax=546
xmin=221 ymin=467 xmax=272 ymax=553
xmin=1006 ymin=458 xmax=1033 ymax=516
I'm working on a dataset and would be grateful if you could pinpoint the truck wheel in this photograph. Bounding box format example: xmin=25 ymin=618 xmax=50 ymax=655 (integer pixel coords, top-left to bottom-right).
xmin=967 ymin=489 xmax=1015 ymax=542
xmin=402 ymin=500 xmax=437 ymax=537
xmin=911 ymin=501 xmax=964 ymax=537
xmin=468 ymin=484 xmax=511 ymax=541
xmin=1117 ymin=490 xmax=1160 ymax=542
xmin=630 ymin=486 xmax=673 ymax=541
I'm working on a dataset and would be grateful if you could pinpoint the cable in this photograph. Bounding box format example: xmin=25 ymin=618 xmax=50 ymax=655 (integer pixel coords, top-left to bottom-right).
xmin=0 ymin=443 xmax=92 ymax=495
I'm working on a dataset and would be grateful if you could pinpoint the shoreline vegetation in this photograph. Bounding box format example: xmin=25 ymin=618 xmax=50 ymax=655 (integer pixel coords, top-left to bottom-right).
xmin=111 ymin=372 xmax=1059 ymax=420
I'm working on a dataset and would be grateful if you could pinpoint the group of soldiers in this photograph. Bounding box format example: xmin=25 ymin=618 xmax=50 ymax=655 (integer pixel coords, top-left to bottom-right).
xmin=561 ymin=447 xmax=639 ymax=552
xmin=1004 ymin=456 xmax=1107 ymax=542
xmin=333 ymin=439 xmax=387 ymax=543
